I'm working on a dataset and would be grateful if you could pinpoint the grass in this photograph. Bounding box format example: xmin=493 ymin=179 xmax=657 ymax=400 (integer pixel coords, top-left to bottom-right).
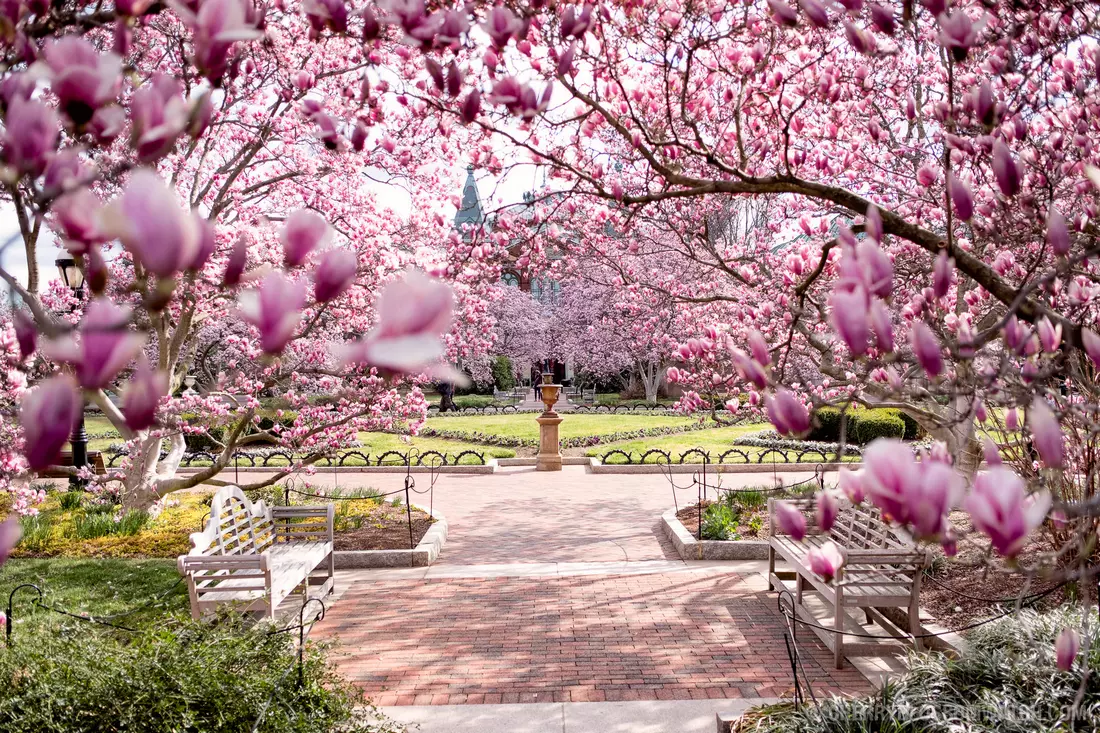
xmin=584 ymin=424 xmax=767 ymax=458
xmin=353 ymin=432 xmax=515 ymax=459
xmin=424 ymin=413 xmax=705 ymax=441
xmin=0 ymin=558 xmax=187 ymax=634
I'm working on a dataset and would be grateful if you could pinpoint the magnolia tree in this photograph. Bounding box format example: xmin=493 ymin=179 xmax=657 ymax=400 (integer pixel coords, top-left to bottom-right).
xmin=0 ymin=0 xmax=505 ymax=511
xmin=484 ymin=281 xmax=550 ymax=375
xmin=394 ymin=0 xmax=1100 ymax=674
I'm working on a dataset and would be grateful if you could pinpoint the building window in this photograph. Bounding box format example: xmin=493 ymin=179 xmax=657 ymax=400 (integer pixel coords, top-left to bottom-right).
xmin=501 ymin=272 xmax=520 ymax=287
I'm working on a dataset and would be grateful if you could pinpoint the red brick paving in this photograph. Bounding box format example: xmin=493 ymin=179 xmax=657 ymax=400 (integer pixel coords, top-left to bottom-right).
xmin=313 ymin=570 xmax=870 ymax=705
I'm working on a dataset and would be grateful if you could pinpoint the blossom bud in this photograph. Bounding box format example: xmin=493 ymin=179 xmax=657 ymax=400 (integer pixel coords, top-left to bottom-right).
xmin=20 ymin=374 xmax=82 ymax=471
xmin=773 ymin=500 xmax=807 ymax=541
xmin=1056 ymin=628 xmax=1080 ymax=672
xmin=123 ymin=359 xmax=168 ymax=431
xmin=313 ymin=248 xmax=357 ymax=303
xmin=281 ymin=209 xmax=331 ymax=267
xmin=808 ymin=540 xmax=845 ymax=582
xmin=910 ymin=322 xmax=944 ymax=377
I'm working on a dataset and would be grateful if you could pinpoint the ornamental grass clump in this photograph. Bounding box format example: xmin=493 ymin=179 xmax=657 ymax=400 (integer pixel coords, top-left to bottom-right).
xmin=0 ymin=614 xmax=403 ymax=733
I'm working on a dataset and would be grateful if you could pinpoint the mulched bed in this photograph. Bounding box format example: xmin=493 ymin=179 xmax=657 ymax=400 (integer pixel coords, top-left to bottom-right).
xmin=919 ymin=510 xmax=1067 ymax=631
xmin=332 ymin=503 xmax=434 ymax=551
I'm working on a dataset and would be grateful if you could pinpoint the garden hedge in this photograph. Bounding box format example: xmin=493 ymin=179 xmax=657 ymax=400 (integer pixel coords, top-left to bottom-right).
xmin=808 ymin=407 xmax=910 ymax=444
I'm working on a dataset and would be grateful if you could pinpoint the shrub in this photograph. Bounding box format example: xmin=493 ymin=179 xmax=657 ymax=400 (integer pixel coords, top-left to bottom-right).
xmin=0 ymin=616 xmax=403 ymax=733
xmin=808 ymin=407 xmax=843 ymax=442
xmin=849 ymin=409 xmax=906 ymax=444
xmin=491 ymin=355 xmax=516 ymax=391
xmin=181 ymin=412 xmax=225 ymax=452
xmin=741 ymin=609 xmax=1100 ymax=732
xmin=700 ymin=503 xmax=740 ymax=540
xmin=73 ymin=512 xmax=118 ymax=539
xmin=895 ymin=410 xmax=925 ymax=440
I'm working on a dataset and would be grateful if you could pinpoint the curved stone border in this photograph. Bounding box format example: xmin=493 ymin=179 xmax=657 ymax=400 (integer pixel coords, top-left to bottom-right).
xmin=333 ymin=504 xmax=448 ymax=568
xmin=661 ymin=508 xmax=770 ymax=560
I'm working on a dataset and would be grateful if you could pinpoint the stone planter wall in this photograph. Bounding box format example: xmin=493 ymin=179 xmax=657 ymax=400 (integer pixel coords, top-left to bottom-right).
xmin=661 ymin=508 xmax=770 ymax=560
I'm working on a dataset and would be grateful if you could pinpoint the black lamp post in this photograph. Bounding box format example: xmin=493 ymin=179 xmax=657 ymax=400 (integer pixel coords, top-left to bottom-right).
xmin=55 ymin=255 xmax=87 ymax=489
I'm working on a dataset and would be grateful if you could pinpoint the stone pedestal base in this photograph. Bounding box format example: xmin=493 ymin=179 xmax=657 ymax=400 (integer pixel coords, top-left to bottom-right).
xmin=536 ymin=413 xmax=563 ymax=471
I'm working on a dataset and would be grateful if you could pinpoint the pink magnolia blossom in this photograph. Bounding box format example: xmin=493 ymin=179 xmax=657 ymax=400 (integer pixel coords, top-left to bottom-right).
xmin=910 ymin=321 xmax=944 ymax=377
xmin=838 ymin=468 xmax=864 ymax=503
xmin=992 ymin=140 xmax=1021 ymax=197
xmin=0 ymin=514 xmax=21 ymax=566
xmin=1047 ymin=207 xmax=1070 ymax=257
xmin=830 ymin=286 xmax=869 ymax=357
xmin=947 ymin=174 xmax=973 ymax=221
xmin=43 ymin=298 xmax=146 ymax=390
xmin=51 ymin=188 xmax=105 ymax=251
xmin=965 ymin=466 xmax=1051 ymax=556
xmin=1056 ymin=628 xmax=1080 ymax=672
xmin=123 ymin=359 xmax=168 ymax=431
xmin=340 ymin=268 xmax=457 ymax=375
xmin=862 ymin=439 xmax=964 ymax=538
xmin=869 ymin=299 xmax=894 ymax=352
xmin=807 ymin=540 xmax=845 ymax=582
xmin=1036 ymin=317 xmax=1062 ymax=353
xmin=816 ymin=490 xmax=839 ymax=532
xmin=39 ymin=36 xmax=121 ymax=125
xmin=1028 ymin=398 xmax=1063 ymax=469
xmin=282 ymin=209 xmax=331 ymax=267
xmin=130 ymin=73 xmax=190 ymax=162
xmin=13 ymin=310 xmax=36 ymax=360
xmin=1082 ymin=329 xmax=1100 ymax=369
xmin=313 ymin=248 xmax=357 ymax=303
xmin=20 ymin=374 xmax=81 ymax=471
xmin=2 ymin=97 xmax=58 ymax=175
xmin=982 ymin=438 xmax=1002 ymax=467
xmin=773 ymin=500 xmax=806 ymax=541
xmin=933 ymin=250 xmax=953 ymax=298
xmin=766 ymin=389 xmax=810 ymax=437
xmin=238 ymin=272 xmax=306 ymax=355
xmin=223 ymin=233 xmax=249 ymax=286
xmin=103 ymin=169 xmax=205 ymax=278
xmin=1004 ymin=408 xmax=1019 ymax=431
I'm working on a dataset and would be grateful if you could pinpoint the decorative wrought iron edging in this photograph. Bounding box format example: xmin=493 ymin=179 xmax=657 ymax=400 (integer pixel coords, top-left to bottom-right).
xmin=105 ymin=449 xmax=487 ymax=468
xmin=597 ymin=446 xmax=862 ymax=465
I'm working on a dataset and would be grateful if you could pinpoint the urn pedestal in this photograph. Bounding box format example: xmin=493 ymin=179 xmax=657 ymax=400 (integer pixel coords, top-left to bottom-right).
xmin=535 ymin=373 xmax=563 ymax=472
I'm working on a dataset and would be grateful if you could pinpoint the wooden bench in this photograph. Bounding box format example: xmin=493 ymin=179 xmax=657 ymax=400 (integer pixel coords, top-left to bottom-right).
xmin=37 ymin=450 xmax=107 ymax=478
xmin=177 ymin=486 xmax=335 ymax=620
xmin=581 ymin=387 xmax=596 ymax=404
xmin=768 ymin=498 xmax=930 ymax=669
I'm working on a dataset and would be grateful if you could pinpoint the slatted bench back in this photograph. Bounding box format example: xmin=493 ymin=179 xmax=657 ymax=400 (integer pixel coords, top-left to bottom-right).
xmin=829 ymin=504 xmax=907 ymax=551
xmin=190 ymin=487 xmax=275 ymax=557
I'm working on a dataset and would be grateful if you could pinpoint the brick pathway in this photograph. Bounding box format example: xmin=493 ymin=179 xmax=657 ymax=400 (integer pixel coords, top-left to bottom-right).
xmin=313 ymin=569 xmax=870 ymax=705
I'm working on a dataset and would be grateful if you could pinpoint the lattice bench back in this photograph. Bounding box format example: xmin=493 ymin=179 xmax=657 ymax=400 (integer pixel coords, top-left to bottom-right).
xmin=828 ymin=504 xmax=910 ymax=551
xmin=192 ymin=487 xmax=276 ymax=557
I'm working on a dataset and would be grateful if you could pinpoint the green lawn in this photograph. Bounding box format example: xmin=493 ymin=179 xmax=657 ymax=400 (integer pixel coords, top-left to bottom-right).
xmin=424 ymin=413 xmax=705 ymax=441
xmin=0 ymin=558 xmax=186 ymax=635
xmin=353 ymin=432 xmax=515 ymax=458
xmin=584 ymin=423 xmax=767 ymax=456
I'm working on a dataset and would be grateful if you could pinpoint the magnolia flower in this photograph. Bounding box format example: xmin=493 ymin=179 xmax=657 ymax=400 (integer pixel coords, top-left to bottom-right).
xmin=862 ymin=439 xmax=964 ymax=538
xmin=340 ymin=269 xmax=458 ymax=376
xmin=838 ymin=468 xmax=864 ymax=503
xmin=1056 ymin=628 xmax=1080 ymax=672
xmin=1004 ymin=408 xmax=1019 ymax=431
xmin=39 ymin=36 xmax=121 ymax=125
xmin=870 ymin=299 xmax=894 ymax=352
xmin=773 ymin=500 xmax=806 ymax=541
xmin=130 ymin=73 xmax=190 ymax=162
xmin=982 ymin=438 xmax=1002 ymax=467
xmin=13 ymin=310 xmax=36 ymax=360
xmin=3 ymin=97 xmax=59 ymax=175
xmin=51 ymin=188 xmax=105 ymax=251
xmin=910 ymin=322 xmax=944 ymax=377
xmin=1082 ymin=329 xmax=1100 ymax=369
xmin=1028 ymin=398 xmax=1063 ymax=469
xmin=177 ymin=0 xmax=263 ymax=82
xmin=797 ymin=0 xmax=830 ymax=27
xmin=808 ymin=540 xmax=845 ymax=582
xmin=1047 ymin=207 xmax=1070 ymax=257
xmin=768 ymin=0 xmax=799 ymax=26
xmin=282 ymin=209 xmax=331 ymax=267
xmin=238 ymin=272 xmax=306 ymax=355
xmin=965 ymin=467 xmax=1051 ymax=556
xmin=103 ymin=169 xmax=206 ymax=277
xmin=747 ymin=330 xmax=771 ymax=367
xmin=303 ymin=0 xmax=348 ymax=33
xmin=223 ymin=233 xmax=249 ymax=286
xmin=816 ymin=490 xmax=839 ymax=532
xmin=0 ymin=514 xmax=21 ymax=567
xmin=947 ymin=174 xmax=973 ymax=221
xmin=20 ymin=374 xmax=82 ymax=471
xmin=123 ymin=359 xmax=168 ymax=431
xmin=766 ymin=390 xmax=810 ymax=437
xmin=313 ymin=248 xmax=357 ymax=303
xmin=1036 ymin=317 xmax=1061 ymax=353
xmin=937 ymin=10 xmax=984 ymax=62
xmin=992 ymin=140 xmax=1020 ymax=197
xmin=482 ymin=6 xmax=523 ymax=48
xmin=933 ymin=250 xmax=954 ymax=299
xmin=43 ymin=298 xmax=146 ymax=390
xmin=830 ymin=286 xmax=869 ymax=357
xmin=460 ymin=90 xmax=481 ymax=124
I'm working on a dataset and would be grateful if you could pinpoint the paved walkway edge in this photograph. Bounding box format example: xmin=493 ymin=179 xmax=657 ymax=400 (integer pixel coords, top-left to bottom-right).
xmin=376 ymin=698 xmax=783 ymax=733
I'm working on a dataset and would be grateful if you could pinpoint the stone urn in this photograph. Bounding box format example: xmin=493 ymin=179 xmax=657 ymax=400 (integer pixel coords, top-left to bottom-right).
xmin=535 ymin=372 xmax=563 ymax=471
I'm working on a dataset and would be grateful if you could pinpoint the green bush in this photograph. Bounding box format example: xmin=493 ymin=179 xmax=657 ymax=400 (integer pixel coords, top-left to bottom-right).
xmin=491 ymin=355 xmax=516 ymax=391
xmin=807 ymin=407 xmax=844 ymax=442
xmin=850 ymin=409 xmax=906 ymax=444
xmin=17 ymin=515 xmax=53 ymax=554
xmin=700 ymin=503 xmax=740 ymax=540
xmin=0 ymin=616 xmax=402 ymax=733
xmin=181 ymin=412 xmax=226 ymax=452
xmin=896 ymin=410 xmax=925 ymax=440
xmin=58 ymin=491 xmax=83 ymax=510
xmin=742 ymin=609 xmax=1099 ymax=732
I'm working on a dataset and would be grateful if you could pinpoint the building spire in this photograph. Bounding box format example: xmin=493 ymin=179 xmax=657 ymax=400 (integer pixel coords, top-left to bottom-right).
xmin=454 ymin=165 xmax=483 ymax=230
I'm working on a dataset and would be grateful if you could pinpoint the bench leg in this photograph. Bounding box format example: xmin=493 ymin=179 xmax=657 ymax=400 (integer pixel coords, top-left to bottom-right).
xmin=793 ymin=574 xmax=804 ymax=640
xmin=833 ymin=587 xmax=844 ymax=669
xmin=909 ymin=595 xmax=922 ymax=653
